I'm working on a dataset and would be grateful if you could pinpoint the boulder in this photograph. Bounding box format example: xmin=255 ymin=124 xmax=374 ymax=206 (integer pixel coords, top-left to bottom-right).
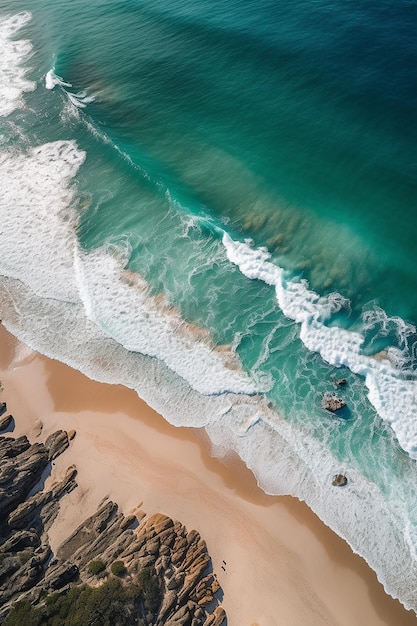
xmin=323 ymin=393 xmax=346 ymax=412
xmin=336 ymin=378 xmax=347 ymax=386
xmin=45 ymin=430 xmax=69 ymax=461
xmin=0 ymin=414 xmax=13 ymax=432
xmin=332 ymin=474 xmax=348 ymax=487
xmin=205 ymin=606 xmax=226 ymax=626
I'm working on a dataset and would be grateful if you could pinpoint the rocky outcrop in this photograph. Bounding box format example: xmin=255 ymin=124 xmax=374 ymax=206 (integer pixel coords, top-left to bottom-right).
xmin=0 ymin=430 xmax=76 ymax=615
xmin=322 ymin=392 xmax=346 ymax=412
xmin=57 ymin=507 xmax=223 ymax=625
xmin=0 ymin=425 xmax=226 ymax=626
xmin=44 ymin=429 xmax=69 ymax=460
xmin=0 ymin=437 xmax=49 ymax=520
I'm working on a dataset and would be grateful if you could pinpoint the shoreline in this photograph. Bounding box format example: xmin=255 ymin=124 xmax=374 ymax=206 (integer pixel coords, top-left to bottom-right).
xmin=1 ymin=324 xmax=416 ymax=625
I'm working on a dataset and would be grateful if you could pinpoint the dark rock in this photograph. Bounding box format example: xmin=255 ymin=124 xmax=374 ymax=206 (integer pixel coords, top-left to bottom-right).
xmin=0 ymin=426 xmax=227 ymax=626
xmin=0 ymin=443 xmax=49 ymax=520
xmin=18 ymin=559 xmax=44 ymax=591
xmin=57 ymin=500 xmax=118 ymax=561
xmin=1 ymin=530 xmax=40 ymax=552
xmin=336 ymin=378 xmax=347 ymax=386
xmin=48 ymin=563 xmax=79 ymax=590
xmin=332 ymin=474 xmax=348 ymax=487
xmin=8 ymin=492 xmax=50 ymax=530
xmin=120 ymin=514 xmax=136 ymax=531
xmin=0 ymin=462 xmax=17 ymax=485
xmin=0 ymin=414 xmax=14 ymax=432
xmin=323 ymin=393 xmax=346 ymax=412
xmin=0 ymin=402 xmax=7 ymax=417
xmin=0 ymin=435 xmax=31 ymax=460
xmin=45 ymin=430 xmax=69 ymax=461
xmin=0 ymin=555 xmax=20 ymax=585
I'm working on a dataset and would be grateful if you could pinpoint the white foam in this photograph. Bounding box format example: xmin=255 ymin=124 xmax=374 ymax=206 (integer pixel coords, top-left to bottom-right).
xmin=207 ymin=411 xmax=417 ymax=610
xmin=0 ymin=140 xmax=85 ymax=301
xmin=45 ymin=68 xmax=95 ymax=108
xmin=0 ymin=135 xmax=259 ymax=396
xmin=45 ymin=68 xmax=72 ymax=90
xmin=74 ymin=245 xmax=261 ymax=395
xmin=0 ymin=12 xmax=36 ymax=117
xmin=223 ymin=233 xmax=417 ymax=459
xmin=2 ymin=272 xmax=417 ymax=610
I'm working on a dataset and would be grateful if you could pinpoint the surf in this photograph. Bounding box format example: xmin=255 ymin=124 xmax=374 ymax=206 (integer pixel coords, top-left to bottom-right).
xmin=0 ymin=11 xmax=36 ymax=117
xmin=2 ymin=4 xmax=417 ymax=614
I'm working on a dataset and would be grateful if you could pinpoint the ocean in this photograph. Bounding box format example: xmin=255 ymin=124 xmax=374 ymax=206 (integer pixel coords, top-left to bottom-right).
xmin=0 ymin=0 xmax=416 ymax=611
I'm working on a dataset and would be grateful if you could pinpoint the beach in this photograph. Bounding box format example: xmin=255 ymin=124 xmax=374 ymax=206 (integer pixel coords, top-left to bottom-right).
xmin=1 ymin=323 xmax=415 ymax=626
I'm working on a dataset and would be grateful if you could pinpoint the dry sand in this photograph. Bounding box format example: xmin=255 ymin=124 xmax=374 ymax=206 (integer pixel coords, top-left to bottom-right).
xmin=1 ymin=324 xmax=416 ymax=626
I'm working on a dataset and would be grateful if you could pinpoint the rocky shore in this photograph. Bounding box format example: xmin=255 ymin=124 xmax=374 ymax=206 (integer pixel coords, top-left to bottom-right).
xmin=0 ymin=411 xmax=226 ymax=626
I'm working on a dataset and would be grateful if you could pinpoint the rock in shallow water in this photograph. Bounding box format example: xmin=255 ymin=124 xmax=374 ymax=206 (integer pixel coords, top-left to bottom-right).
xmin=332 ymin=474 xmax=348 ymax=487
xmin=323 ymin=392 xmax=346 ymax=412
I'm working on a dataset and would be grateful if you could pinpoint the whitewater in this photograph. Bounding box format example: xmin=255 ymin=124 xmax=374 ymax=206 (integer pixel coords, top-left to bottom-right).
xmin=1 ymin=7 xmax=417 ymax=613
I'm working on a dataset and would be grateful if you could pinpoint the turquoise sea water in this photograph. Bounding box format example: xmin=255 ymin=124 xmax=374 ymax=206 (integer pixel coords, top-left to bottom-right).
xmin=0 ymin=0 xmax=417 ymax=611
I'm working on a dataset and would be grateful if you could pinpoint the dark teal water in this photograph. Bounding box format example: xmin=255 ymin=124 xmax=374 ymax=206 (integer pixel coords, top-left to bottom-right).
xmin=1 ymin=0 xmax=417 ymax=610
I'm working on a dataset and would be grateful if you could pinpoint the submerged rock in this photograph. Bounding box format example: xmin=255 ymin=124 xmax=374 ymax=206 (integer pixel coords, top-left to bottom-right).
xmin=336 ymin=378 xmax=347 ymax=387
xmin=332 ymin=474 xmax=348 ymax=487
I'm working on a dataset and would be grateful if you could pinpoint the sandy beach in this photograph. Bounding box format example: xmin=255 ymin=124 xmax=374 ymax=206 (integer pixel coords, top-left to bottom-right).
xmin=1 ymin=323 xmax=416 ymax=626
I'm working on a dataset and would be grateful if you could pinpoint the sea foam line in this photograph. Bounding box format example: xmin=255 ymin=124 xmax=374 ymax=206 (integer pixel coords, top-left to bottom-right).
xmin=0 ymin=12 xmax=36 ymax=117
xmin=1 ymin=130 xmax=416 ymax=610
xmin=73 ymin=244 xmax=260 ymax=396
xmin=222 ymin=233 xmax=417 ymax=460
xmin=2 ymin=272 xmax=417 ymax=612
xmin=0 ymin=137 xmax=260 ymax=397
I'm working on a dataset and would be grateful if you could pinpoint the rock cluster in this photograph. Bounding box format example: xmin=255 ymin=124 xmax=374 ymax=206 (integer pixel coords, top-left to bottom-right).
xmin=0 ymin=430 xmax=75 ymax=618
xmin=56 ymin=507 xmax=225 ymax=625
xmin=0 ymin=426 xmax=226 ymax=626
